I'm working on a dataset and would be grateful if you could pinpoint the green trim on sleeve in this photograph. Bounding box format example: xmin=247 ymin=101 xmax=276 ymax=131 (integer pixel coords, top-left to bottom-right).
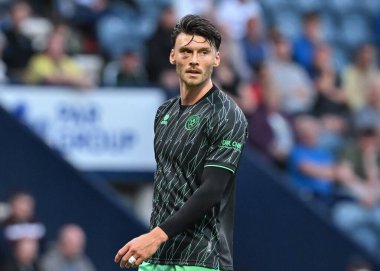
xmin=204 ymin=164 xmax=235 ymax=174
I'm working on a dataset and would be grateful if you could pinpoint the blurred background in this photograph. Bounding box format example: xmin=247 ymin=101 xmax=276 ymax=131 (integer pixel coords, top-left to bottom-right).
xmin=0 ymin=0 xmax=380 ymax=270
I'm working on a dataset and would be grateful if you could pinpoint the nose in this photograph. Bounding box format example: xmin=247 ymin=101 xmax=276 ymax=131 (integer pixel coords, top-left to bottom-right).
xmin=190 ymin=53 xmax=199 ymax=66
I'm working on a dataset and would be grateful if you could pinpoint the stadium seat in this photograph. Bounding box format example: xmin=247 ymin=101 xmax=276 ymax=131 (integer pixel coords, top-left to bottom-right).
xmin=273 ymin=9 xmax=302 ymax=40
xmin=328 ymin=0 xmax=358 ymax=14
xmin=339 ymin=12 xmax=372 ymax=49
xmin=321 ymin=12 xmax=339 ymax=44
xmin=291 ymin=0 xmax=322 ymax=12
xmin=259 ymin=0 xmax=288 ymax=12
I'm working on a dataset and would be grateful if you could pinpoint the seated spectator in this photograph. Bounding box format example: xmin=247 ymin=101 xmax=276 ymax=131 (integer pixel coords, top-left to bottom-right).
xmin=236 ymin=62 xmax=268 ymax=115
xmin=103 ymin=49 xmax=147 ymax=87
xmin=267 ymin=35 xmax=315 ymax=115
xmin=0 ymin=191 xmax=45 ymax=256
xmin=144 ymin=5 xmax=179 ymax=97
xmin=310 ymin=44 xmax=350 ymax=154
xmin=1 ymin=0 xmax=35 ymax=83
xmin=342 ymin=43 xmax=379 ymax=111
xmin=212 ymin=45 xmax=240 ymax=98
xmin=145 ymin=5 xmax=176 ymax=84
xmin=0 ymin=31 xmax=8 ymax=84
xmin=288 ymin=115 xmax=339 ymax=207
xmin=248 ymin=87 xmax=294 ymax=169
xmin=240 ymin=16 xmax=269 ymax=71
xmin=354 ymin=78 xmax=380 ymax=130
xmin=54 ymin=0 xmax=108 ymax=53
xmin=333 ymin=127 xmax=380 ymax=254
xmin=25 ymin=28 xmax=93 ymax=89
xmin=293 ymin=11 xmax=324 ymax=76
xmin=39 ymin=224 xmax=95 ymax=271
xmin=1 ymin=238 xmax=40 ymax=271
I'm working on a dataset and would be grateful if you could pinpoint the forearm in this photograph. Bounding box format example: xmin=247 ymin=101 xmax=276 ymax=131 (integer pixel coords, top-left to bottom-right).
xmin=299 ymin=163 xmax=336 ymax=180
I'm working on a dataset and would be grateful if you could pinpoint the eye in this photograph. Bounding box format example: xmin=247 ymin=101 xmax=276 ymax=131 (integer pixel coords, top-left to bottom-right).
xmin=180 ymin=48 xmax=191 ymax=54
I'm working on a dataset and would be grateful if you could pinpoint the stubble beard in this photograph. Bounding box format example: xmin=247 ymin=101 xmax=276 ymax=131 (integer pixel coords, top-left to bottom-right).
xmin=178 ymin=66 xmax=213 ymax=91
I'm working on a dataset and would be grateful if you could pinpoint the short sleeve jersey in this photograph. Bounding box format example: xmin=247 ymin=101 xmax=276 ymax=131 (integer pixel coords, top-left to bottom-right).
xmin=147 ymin=85 xmax=248 ymax=271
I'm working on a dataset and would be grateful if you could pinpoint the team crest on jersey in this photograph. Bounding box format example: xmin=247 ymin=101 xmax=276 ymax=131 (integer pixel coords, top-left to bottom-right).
xmin=185 ymin=115 xmax=200 ymax=131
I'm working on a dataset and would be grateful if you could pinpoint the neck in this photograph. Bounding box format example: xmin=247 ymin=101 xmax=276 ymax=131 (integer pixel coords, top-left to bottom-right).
xmin=180 ymin=79 xmax=213 ymax=105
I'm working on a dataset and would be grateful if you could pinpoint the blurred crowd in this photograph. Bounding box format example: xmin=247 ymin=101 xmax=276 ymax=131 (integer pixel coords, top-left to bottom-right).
xmin=0 ymin=191 xmax=96 ymax=271
xmin=0 ymin=0 xmax=379 ymax=264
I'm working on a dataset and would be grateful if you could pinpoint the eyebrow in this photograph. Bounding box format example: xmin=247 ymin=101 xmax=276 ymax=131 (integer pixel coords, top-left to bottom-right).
xmin=179 ymin=46 xmax=212 ymax=52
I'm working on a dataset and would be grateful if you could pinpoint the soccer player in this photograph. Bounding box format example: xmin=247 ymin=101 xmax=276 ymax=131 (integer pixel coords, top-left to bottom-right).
xmin=114 ymin=14 xmax=248 ymax=271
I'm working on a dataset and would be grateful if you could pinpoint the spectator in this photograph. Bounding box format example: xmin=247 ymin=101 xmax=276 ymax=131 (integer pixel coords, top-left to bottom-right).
xmin=354 ymin=78 xmax=380 ymax=130
xmin=311 ymin=44 xmax=349 ymax=118
xmin=267 ymin=35 xmax=315 ymax=115
xmin=0 ymin=191 xmax=45 ymax=256
xmin=248 ymin=86 xmax=294 ymax=169
xmin=310 ymin=44 xmax=349 ymax=154
xmin=146 ymin=5 xmax=176 ymax=84
xmin=216 ymin=0 xmax=262 ymax=41
xmin=333 ymin=127 xmax=380 ymax=254
xmin=0 ymin=31 xmax=8 ymax=83
xmin=342 ymin=43 xmax=379 ymax=111
xmin=102 ymin=49 xmax=148 ymax=87
xmin=40 ymin=224 xmax=95 ymax=271
xmin=236 ymin=62 xmax=268 ymax=115
xmin=212 ymin=45 xmax=240 ymax=98
xmin=293 ymin=11 xmax=323 ymax=76
xmin=145 ymin=5 xmax=179 ymax=97
xmin=1 ymin=0 xmax=35 ymax=83
xmin=1 ymin=238 xmax=40 ymax=271
xmin=25 ymin=28 xmax=93 ymax=89
xmin=54 ymin=0 xmax=108 ymax=53
xmin=96 ymin=0 xmax=149 ymax=59
xmin=288 ymin=115 xmax=338 ymax=207
xmin=240 ymin=16 xmax=269 ymax=71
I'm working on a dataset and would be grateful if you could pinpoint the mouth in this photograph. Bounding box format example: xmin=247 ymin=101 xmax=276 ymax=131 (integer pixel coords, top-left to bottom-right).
xmin=185 ymin=69 xmax=202 ymax=75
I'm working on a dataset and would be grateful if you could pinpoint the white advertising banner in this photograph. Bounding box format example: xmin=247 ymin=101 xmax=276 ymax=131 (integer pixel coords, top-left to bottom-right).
xmin=0 ymin=86 xmax=166 ymax=171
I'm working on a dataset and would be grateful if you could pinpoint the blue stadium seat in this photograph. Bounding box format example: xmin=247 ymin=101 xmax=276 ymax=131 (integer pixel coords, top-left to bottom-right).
xmin=338 ymin=12 xmax=372 ymax=49
xmin=321 ymin=12 xmax=339 ymax=44
xmin=273 ymin=9 xmax=302 ymax=40
xmin=258 ymin=0 xmax=288 ymax=12
xmin=362 ymin=0 xmax=380 ymax=16
xmin=328 ymin=0 xmax=358 ymax=14
xmin=291 ymin=0 xmax=323 ymax=12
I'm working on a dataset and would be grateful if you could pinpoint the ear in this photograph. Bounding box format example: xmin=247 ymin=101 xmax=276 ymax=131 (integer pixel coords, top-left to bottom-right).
xmin=213 ymin=51 xmax=220 ymax=67
xmin=169 ymin=49 xmax=175 ymax=64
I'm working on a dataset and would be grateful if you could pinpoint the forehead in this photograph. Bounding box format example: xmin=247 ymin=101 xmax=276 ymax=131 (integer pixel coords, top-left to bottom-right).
xmin=174 ymin=33 xmax=212 ymax=49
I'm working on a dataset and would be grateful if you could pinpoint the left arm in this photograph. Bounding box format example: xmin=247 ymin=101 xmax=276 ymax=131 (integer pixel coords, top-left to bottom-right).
xmin=114 ymin=167 xmax=232 ymax=268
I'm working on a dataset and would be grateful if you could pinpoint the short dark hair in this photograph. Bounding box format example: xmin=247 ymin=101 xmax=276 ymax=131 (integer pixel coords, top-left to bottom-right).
xmin=171 ymin=15 xmax=221 ymax=50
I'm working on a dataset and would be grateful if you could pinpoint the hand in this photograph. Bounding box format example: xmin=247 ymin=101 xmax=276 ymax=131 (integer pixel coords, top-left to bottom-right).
xmin=114 ymin=227 xmax=168 ymax=268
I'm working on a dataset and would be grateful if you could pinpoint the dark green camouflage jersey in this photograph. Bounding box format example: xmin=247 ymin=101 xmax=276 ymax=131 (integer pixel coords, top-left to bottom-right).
xmin=147 ymin=85 xmax=248 ymax=271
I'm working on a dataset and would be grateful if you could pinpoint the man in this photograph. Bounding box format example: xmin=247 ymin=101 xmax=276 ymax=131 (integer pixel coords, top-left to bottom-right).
xmin=114 ymin=15 xmax=248 ymax=271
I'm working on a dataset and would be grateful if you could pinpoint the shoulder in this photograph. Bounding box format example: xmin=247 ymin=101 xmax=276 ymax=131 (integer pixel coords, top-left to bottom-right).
xmin=155 ymin=97 xmax=178 ymax=123
xmin=207 ymin=87 xmax=247 ymax=125
xmin=156 ymin=97 xmax=177 ymax=113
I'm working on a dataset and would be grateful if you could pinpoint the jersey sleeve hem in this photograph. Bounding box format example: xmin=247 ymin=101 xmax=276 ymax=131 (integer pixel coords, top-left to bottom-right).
xmin=204 ymin=161 xmax=236 ymax=174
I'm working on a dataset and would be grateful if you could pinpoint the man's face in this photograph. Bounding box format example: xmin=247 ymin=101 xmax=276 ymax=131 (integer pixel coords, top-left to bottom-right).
xmin=170 ymin=33 xmax=220 ymax=89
